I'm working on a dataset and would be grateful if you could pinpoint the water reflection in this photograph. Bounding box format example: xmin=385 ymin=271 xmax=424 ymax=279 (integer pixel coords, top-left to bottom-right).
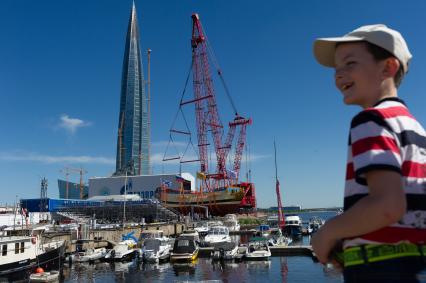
xmin=245 ymin=260 xmax=271 ymax=270
xmin=172 ymin=262 xmax=197 ymax=276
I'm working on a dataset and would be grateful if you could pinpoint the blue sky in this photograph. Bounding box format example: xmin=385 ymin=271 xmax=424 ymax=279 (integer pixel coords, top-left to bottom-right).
xmin=1 ymin=0 xmax=426 ymax=208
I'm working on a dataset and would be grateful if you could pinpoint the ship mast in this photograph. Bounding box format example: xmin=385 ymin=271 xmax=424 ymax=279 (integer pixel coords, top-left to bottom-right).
xmin=274 ymin=141 xmax=285 ymax=229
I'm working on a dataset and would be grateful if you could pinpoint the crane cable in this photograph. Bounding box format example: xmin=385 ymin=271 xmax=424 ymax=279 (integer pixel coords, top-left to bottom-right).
xmin=164 ymin=58 xmax=200 ymax=163
xmin=201 ymin=21 xmax=239 ymax=117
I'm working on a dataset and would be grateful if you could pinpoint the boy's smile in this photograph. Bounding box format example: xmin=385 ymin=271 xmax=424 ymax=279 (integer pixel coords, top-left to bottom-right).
xmin=334 ymin=42 xmax=384 ymax=108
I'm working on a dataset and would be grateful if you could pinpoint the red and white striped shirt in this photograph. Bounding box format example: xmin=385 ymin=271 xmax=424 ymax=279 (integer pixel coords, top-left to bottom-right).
xmin=344 ymin=97 xmax=426 ymax=248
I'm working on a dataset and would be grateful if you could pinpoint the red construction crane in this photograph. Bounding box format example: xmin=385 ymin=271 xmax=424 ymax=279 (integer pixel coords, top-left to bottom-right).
xmin=184 ymin=13 xmax=251 ymax=190
xmin=162 ymin=13 xmax=256 ymax=212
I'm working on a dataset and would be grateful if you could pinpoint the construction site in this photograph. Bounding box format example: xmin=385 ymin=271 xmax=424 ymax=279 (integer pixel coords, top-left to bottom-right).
xmin=43 ymin=11 xmax=258 ymax=223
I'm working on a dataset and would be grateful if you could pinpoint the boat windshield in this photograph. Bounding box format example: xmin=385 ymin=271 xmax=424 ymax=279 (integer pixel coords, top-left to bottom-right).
xmin=196 ymin=222 xmax=208 ymax=228
xmin=208 ymin=227 xmax=228 ymax=235
xmin=144 ymin=239 xmax=160 ymax=251
xmin=140 ymin=231 xmax=163 ymax=240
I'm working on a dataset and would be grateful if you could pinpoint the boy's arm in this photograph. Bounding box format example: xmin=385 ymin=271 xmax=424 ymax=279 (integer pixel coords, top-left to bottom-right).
xmin=311 ymin=169 xmax=406 ymax=264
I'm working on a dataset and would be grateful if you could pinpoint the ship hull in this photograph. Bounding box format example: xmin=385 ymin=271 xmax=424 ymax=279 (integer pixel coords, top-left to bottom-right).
xmin=160 ymin=183 xmax=256 ymax=216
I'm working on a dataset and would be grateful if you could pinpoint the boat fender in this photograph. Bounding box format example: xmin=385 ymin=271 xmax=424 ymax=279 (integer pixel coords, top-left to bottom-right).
xmin=35 ymin=267 xmax=44 ymax=273
xmin=31 ymin=237 xmax=37 ymax=244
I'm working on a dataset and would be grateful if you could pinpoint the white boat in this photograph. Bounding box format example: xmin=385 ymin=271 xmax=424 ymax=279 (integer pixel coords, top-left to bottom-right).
xmin=203 ymin=226 xmax=231 ymax=246
xmin=268 ymin=228 xmax=292 ymax=246
xmin=104 ymin=240 xmax=137 ymax=261
xmin=170 ymin=236 xmax=199 ymax=262
xmin=223 ymin=214 xmax=240 ymax=232
xmin=72 ymin=247 xmax=107 ymax=263
xmin=29 ymin=270 xmax=59 ymax=282
xmin=244 ymin=237 xmax=271 ymax=260
xmin=211 ymin=242 xmax=241 ymax=261
xmin=142 ymin=238 xmax=171 ymax=263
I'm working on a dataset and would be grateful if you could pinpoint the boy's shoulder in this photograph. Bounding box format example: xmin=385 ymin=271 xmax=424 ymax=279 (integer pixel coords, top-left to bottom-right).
xmin=350 ymin=97 xmax=410 ymax=129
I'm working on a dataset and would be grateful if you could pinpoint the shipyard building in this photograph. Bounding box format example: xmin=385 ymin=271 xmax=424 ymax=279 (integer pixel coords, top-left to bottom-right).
xmin=88 ymin=173 xmax=195 ymax=199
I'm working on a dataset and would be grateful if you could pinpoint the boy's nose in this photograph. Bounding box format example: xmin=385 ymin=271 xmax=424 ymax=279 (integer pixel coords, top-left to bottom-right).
xmin=334 ymin=68 xmax=344 ymax=80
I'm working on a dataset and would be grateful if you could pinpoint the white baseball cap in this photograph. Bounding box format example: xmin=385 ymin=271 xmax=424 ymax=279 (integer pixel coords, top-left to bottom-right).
xmin=313 ymin=24 xmax=412 ymax=73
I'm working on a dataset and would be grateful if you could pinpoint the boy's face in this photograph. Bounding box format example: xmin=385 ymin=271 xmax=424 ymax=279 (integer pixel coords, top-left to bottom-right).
xmin=334 ymin=42 xmax=384 ymax=108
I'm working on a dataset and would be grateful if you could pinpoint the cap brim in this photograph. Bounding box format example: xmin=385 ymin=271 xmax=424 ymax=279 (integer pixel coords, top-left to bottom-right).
xmin=313 ymin=36 xmax=364 ymax=68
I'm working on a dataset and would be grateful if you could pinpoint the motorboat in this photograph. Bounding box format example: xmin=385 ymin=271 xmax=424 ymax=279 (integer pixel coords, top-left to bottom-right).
xmin=308 ymin=217 xmax=325 ymax=234
xmin=203 ymin=226 xmax=231 ymax=246
xmin=283 ymin=215 xmax=303 ymax=238
xmin=29 ymin=270 xmax=59 ymax=282
xmin=244 ymin=237 xmax=271 ymax=260
xmin=170 ymin=236 xmax=199 ymax=262
xmin=268 ymin=228 xmax=292 ymax=246
xmin=104 ymin=240 xmax=137 ymax=261
xmin=223 ymin=214 xmax=240 ymax=232
xmin=141 ymin=238 xmax=171 ymax=263
xmin=72 ymin=247 xmax=107 ymax=263
xmin=180 ymin=229 xmax=200 ymax=242
xmin=211 ymin=242 xmax=241 ymax=261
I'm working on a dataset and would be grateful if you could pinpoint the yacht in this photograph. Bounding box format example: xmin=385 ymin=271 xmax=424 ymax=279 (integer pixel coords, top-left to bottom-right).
xmin=141 ymin=238 xmax=171 ymax=263
xmin=170 ymin=236 xmax=199 ymax=262
xmin=283 ymin=215 xmax=303 ymax=238
xmin=104 ymin=239 xmax=137 ymax=261
xmin=72 ymin=247 xmax=107 ymax=263
xmin=203 ymin=226 xmax=231 ymax=246
xmin=244 ymin=237 xmax=271 ymax=260
xmin=223 ymin=214 xmax=240 ymax=232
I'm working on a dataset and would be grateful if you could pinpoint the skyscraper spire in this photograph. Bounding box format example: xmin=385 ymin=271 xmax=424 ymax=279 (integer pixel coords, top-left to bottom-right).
xmin=116 ymin=2 xmax=150 ymax=175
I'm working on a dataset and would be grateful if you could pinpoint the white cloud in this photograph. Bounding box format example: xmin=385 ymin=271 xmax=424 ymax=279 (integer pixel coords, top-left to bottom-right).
xmin=58 ymin=114 xmax=92 ymax=134
xmin=0 ymin=151 xmax=114 ymax=165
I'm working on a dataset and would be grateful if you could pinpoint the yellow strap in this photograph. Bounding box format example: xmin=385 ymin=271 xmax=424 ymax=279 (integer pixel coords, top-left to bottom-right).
xmin=344 ymin=243 xmax=424 ymax=267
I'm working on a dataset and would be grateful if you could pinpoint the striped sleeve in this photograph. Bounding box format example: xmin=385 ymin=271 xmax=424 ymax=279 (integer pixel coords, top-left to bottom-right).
xmin=350 ymin=110 xmax=402 ymax=178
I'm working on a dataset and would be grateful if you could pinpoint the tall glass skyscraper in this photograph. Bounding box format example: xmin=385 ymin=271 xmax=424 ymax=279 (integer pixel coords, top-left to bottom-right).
xmin=116 ymin=2 xmax=150 ymax=175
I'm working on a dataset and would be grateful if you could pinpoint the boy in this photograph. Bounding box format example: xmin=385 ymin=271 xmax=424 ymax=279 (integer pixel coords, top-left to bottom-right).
xmin=311 ymin=24 xmax=426 ymax=282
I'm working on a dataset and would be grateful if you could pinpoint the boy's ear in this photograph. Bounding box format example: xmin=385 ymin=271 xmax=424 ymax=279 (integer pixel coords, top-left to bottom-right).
xmin=382 ymin=57 xmax=400 ymax=79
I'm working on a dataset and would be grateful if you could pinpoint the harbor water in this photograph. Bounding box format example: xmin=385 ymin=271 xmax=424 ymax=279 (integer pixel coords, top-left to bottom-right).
xmin=60 ymin=211 xmax=344 ymax=283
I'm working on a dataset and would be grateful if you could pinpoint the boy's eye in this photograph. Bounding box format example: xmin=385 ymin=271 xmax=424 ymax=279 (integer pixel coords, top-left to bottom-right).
xmin=346 ymin=61 xmax=356 ymax=66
